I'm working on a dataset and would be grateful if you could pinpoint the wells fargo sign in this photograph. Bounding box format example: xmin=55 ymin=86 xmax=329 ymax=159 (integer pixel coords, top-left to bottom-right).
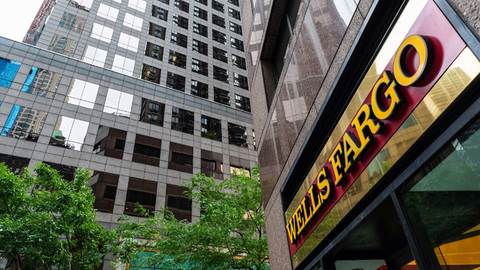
xmin=285 ymin=0 xmax=466 ymax=256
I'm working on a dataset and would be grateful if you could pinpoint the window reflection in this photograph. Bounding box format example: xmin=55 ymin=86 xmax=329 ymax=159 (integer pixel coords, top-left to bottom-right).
xmin=228 ymin=123 xmax=247 ymax=147
xmin=212 ymin=29 xmax=227 ymax=45
xmin=214 ymin=87 xmax=230 ymax=106
xmin=201 ymin=115 xmax=222 ymax=141
xmin=112 ymin=55 xmax=135 ymax=76
xmin=1 ymin=105 xmax=47 ymax=142
xmin=48 ymin=35 xmax=77 ymax=57
xmin=90 ymin=23 xmax=113 ymax=43
xmin=213 ymin=66 xmax=229 ymax=82
xmin=93 ymin=126 xmax=127 ymax=160
xmin=193 ymin=22 xmax=208 ymax=37
xmin=97 ymin=4 xmax=119 ymax=22
xmin=123 ymin=13 xmax=144 ymax=31
xmin=166 ymin=184 xmax=192 ymax=222
xmin=145 ymin=42 xmax=164 ymax=60
xmin=133 ymin=134 xmax=161 ymax=166
xmin=213 ymin=47 xmax=228 ymax=63
xmin=212 ymin=14 xmax=225 ymax=28
xmin=192 ymin=39 xmax=208 ymax=56
xmin=230 ymin=37 xmax=244 ymax=51
xmin=104 ymin=88 xmax=133 ymax=117
xmin=149 ymin=22 xmax=166 ymax=39
xmin=192 ymin=58 xmax=208 ymax=76
xmin=51 ymin=116 xmax=89 ymax=151
xmin=191 ymin=80 xmax=208 ymax=98
xmin=59 ymin=12 xmax=86 ymax=33
xmin=232 ymin=54 xmax=246 ymax=69
xmin=233 ymin=72 xmax=248 ymax=89
xmin=166 ymin=72 xmax=186 ymax=91
xmin=228 ymin=8 xmax=241 ymax=20
xmin=230 ymin=165 xmax=250 ymax=177
xmin=141 ymin=64 xmax=161 ymax=84
xmin=170 ymin=30 xmax=188 ymax=48
xmin=125 ymin=177 xmax=157 ymax=216
xmin=152 ymin=5 xmax=168 ymax=21
xmin=168 ymin=50 xmax=187 ymax=69
xmin=201 ymin=149 xmax=223 ymax=179
xmin=168 ymin=142 xmax=193 ymax=174
xmin=235 ymin=94 xmax=250 ymax=112
xmin=194 ymin=6 xmax=208 ymax=20
xmin=89 ymin=172 xmax=119 ymax=213
xmin=118 ymin=32 xmax=139 ymax=52
xmin=229 ymin=21 xmax=242 ymax=35
xmin=212 ymin=0 xmax=224 ymax=12
xmin=0 ymin=153 xmax=29 ymax=175
xmin=82 ymin=46 xmax=108 ymax=67
xmin=68 ymin=0 xmax=93 ymax=12
xmin=0 ymin=57 xmax=21 ymax=88
xmin=65 ymin=79 xmax=99 ymax=109
xmin=128 ymin=0 xmax=146 ymax=12
xmin=174 ymin=0 xmax=189 ymax=12
xmin=140 ymin=98 xmax=165 ymax=126
xmin=171 ymin=107 xmax=194 ymax=134
xmin=172 ymin=14 xmax=189 ymax=29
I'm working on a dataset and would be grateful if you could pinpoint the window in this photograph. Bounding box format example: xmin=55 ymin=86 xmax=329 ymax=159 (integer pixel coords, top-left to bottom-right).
xmin=228 ymin=123 xmax=247 ymax=147
xmin=228 ymin=8 xmax=241 ymax=20
xmin=97 ymin=4 xmax=119 ymax=22
xmin=192 ymin=39 xmax=208 ymax=56
xmin=168 ymin=50 xmax=187 ymax=68
xmin=228 ymin=0 xmax=239 ymax=6
xmin=149 ymin=22 xmax=166 ymax=39
xmin=22 ymin=67 xmax=62 ymax=99
xmin=212 ymin=0 xmax=224 ymax=12
xmin=90 ymin=23 xmax=114 ymax=43
xmin=82 ymin=46 xmax=107 ymax=67
xmin=230 ymin=37 xmax=244 ymax=51
xmin=252 ymin=129 xmax=256 ymax=150
xmin=174 ymin=0 xmax=189 ymax=12
xmin=93 ymin=127 xmax=127 ymax=160
xmin=152 ymin=5 xmax=168 ymax=21
xmin=166 ymin=184 xmax=192 ymax=222
xmin=133 ymin=134 xmax=162 ymax=166
xmin=51 ymin=116 xmax=89 ymax=150
xmin=201 ymin=149 xmax=223 ymax=179
xmin=234 ymin=72 xmax=248 ymax=90
xmin=172 ymin=14 xmax=189 ymax=29
xmin=65 ymin=79 xmax=99 ymax=109
xmin=128 ymin=0 xmax=146 ymax=12
xmin=104 ymin=88 xmax=134 ymax=117
xmin=145 ymin=42 xmax=164 ymax=60
xmin=229 ymin=21 xmax=242 ymax=34
xmin=158 ymin=0 xmax=169 ymax=4
xmin=214 ymin=87 xmax=230 ymax=106
xmin=48 ymin=35 xmax=77 ymax=57
xmin=1 ymin=105 xmax=47 ymax=142
xmin=191 ymin=80 xmax=208 ymax=98
xmin=212 ymin=14 xmax=225 ymax=28
xmin=59 ymin=12 xmax=86 ymax=33
xmin=213 ymin=66 xmax=229 ymax=83
xmin=141 ymin=64 xmax=161 ymax=84
xmin=201 ymin=115 xmax=222 ymax=141
xmin=169 ymin=142 xmax=194 ymax=174
xmin=193 ymin=22 xmax=208 ymax=37
xmin=194 ymin=0 xmax=207 ymax=6
xmin=90 ymin=172 xmax=118 ymax=213
xmin=192 ymin=58 xmax=208 ymax=76
xmin=0 ymin=153 xmax=29 ymax=175
xmin=43 ymin=162 xmax=77 ymax=181
xmin=112 ymin=55 xmax=135 ymax=76
xmin=213 ymin=47 xmax=228 ymax=63
xmin=235 ymin=94 xmax=251 ymax=112
xmin=166 ymin=72 xmax=186 ymax=91
xmin=0 ymin=57 xmax=21 ymax=88
xmin=68 ymin=0 xmax=94 ymax=12
xmin=212 ymin=30 xmax=227 ymax=45
xmin=123 ymin=13 xmax=144 ymax=31
xmin=232 ymin=54 xmax=246 ymax=69
xmin=140 ymin=98 xmax=165 ymax=126
xmin=230 ymin=164 xmax=250 ymax=177
xmin=118 ymin=32 xmax=140 ymax=52
xmin=171 ymin=107 xmax=194 ymax=134
xmin=125 ymin=178 xmax=157 ymax=216
xmin=170 ymin=30 xmax=188 ymax=48
xmin=194 ymin=6 xmax=207 ymax=20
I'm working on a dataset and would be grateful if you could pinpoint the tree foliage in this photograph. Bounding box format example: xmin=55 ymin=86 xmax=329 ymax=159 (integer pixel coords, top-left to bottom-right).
xmin=0 ymin=163 xmax=105 ymax=270
xmin=105 ymin=166 xmax=269 ymax=270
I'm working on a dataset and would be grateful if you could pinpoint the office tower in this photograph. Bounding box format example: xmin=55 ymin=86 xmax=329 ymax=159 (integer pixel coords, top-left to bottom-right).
xmin=243 ymin=0 xmax=480 ymax=269
xmin=0 ymin=0 xmax=255 ymax=267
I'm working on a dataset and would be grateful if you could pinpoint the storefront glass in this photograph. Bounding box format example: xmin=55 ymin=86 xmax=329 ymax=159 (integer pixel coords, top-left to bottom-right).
xmin=400 ymin=117 xmax=480 ymax=270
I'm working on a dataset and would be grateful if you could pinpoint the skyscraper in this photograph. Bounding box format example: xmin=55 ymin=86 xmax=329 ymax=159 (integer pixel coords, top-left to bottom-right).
xmin=0 ymin=0 xmax=255 ymax=268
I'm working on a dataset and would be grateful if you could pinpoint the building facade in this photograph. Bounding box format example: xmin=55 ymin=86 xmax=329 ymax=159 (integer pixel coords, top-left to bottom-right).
xmin=0 ymin=0 xmax=256 ymax=268
xmin=244 ymin=0 xmax=480 ymax=269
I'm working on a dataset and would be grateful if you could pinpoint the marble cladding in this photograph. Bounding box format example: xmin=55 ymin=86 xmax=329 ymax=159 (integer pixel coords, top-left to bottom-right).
xmin=258 ymin=0 xmax=355 ymax=205
xmin=450 ymin=0 xmax=480 ymax=38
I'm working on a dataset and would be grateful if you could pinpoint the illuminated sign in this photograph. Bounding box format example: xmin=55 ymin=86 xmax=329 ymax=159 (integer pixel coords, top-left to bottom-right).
xmin=285 ymin=0 xmax=467 ymax=257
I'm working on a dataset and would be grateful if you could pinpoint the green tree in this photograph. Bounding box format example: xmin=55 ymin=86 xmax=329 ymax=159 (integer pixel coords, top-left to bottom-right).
xmin=105 ymin=166 xmax=269 ymax=270
xmin=0 ymin=163 xmax=105 ymax=270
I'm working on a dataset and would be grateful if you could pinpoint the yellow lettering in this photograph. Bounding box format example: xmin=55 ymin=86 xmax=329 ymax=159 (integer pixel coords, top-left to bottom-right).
xmin=343 ymin=131 xmax=361 ymax=173
xmin=371 ymin=71 xmax=403 ymax=120
xmin=317 ymin=178 xmax=333 ymax=203
xmin=286 ymin=216 xmax=297 ymax=244
xmin=351 ymin=104 xmax=382 ymax=160
xmin=393 ymin=35 xmax=432 ymax=86
xmin=328 ymin=142 xmax=345 ymax=186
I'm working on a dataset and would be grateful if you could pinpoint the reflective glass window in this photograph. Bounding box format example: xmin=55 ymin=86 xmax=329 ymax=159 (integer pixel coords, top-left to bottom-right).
xmin=166 ymin=184 xmax=192 ymax=222
xmin=22 ymin=67 xmax=61 ymax=99
xmin=174 ymin=0 xmax=189 ymax=12
xmin=192 ymin=58 xmax=208 ymax=76
xmin=172 ymin=14 xmax=188 ymax=29
xmin=59 ymin=12 xmax=86 ymax=33
xmin=166 ymin=72 xmax=186 ymax=91
xmin=112 ymin=55 xmax=135 ymax=76
xmin=82 ymin=46 xmax=108 ymax=67
xmin=158 ymin=0 xmax=169 ymax=4
xmin=65 ymin=79 xmax=99 ymax=109
xmin=233 ymin=72 xmax=248 ymax=89
xmin=68 ymin=0 xmax=93 ymax=11
xmin=123 ymin=13 xmax=143 ymax=31
xmin=228 ymin=0 xmax=239 ymax=6
xmin=93 ymin=127 xmax=127 ymax=160
xmin=145 ymin=42 xmax=164 ymax=60
xmin=0 ymin=153 xmax=29 ymax=175
xmin=1 ymin=105 xmax=47 ymax=142
xmin=171 ymin=107 xmax=194 ymax=134
xmin=229 ymin=21 xmax=242 ymax=34
xmin=193 ymin=22 xmax=208 ymax=37
xmin=104 ymin=88 xmax=133 ymax=117
xmin=125 ymin=178 xmax=157 ymax=216
xmin=90 ymin=23 xmax=114 ymax=43
xmin=141 ymin=64 xmax=161 ymax=84
xmin=48 ymin=35 xmax=77 ymax=57
xmin=0 ymin=57 xmax=21 ymax=88
xmin=90 ymin=172 xmax=119 ymax=213
xmin=118 ymin=32 xmax=140 ymax=52
xmin=170 ymin=30 xmax=188 ymax=48
xmin=169 ymin=50 xmax=187 ymax=69
xmin=213 ymin=66 xmax=228 ymax=83
xmin=214 ymin=87 xmax=230 ymax=106
xmin=194 ymin=6 xmax=207 ymax=20
xmin=191 ymin=80 xmax=208 ymax=99
xmin=212 ymin=14 xmax=225 ymax=28
xmin=192 ymin=39 xmax=208 ymax=56
xmin=97 ymin=4 xmax=119 ymax=22
xmin=230 ymin=37 xmax=244 ymax=51
xmin=213 ymin=47 xmax=228 ymax=63
xmin=201 ymin=115 xmax=221 ymax=141
xmin=194 ymin=0 xmax=207 ymax=6
xmin=140 ymin=98 xmax=165 ymax=126
xmin=128 ymin=0 xmax=146 ymax=12
xmin=228 ymin=8 xmax=241 ymax=20
xmin=232 ymin=54 xmax=246 ymax=69
xmin=235 ymin=94 xmax=250 ymax=112
xmin=228 ymin=123 xmax=247 ymax=147
xmin=230 ymin=164 xmax=250 ymax=177
xmin=132 ymin=135 xmax=162 ymax=167
xmin=212 ymin=30 xmax=226 ymax=45
xmin=51 ymin=116 xmax=89 ymax=151
xmin=149 ymin=22 xmax=166 ymax=39
xmin=212 ymin=0 xmax=224 ymax=12
xmin=152 ymin=5 xmax=168 ymax=21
